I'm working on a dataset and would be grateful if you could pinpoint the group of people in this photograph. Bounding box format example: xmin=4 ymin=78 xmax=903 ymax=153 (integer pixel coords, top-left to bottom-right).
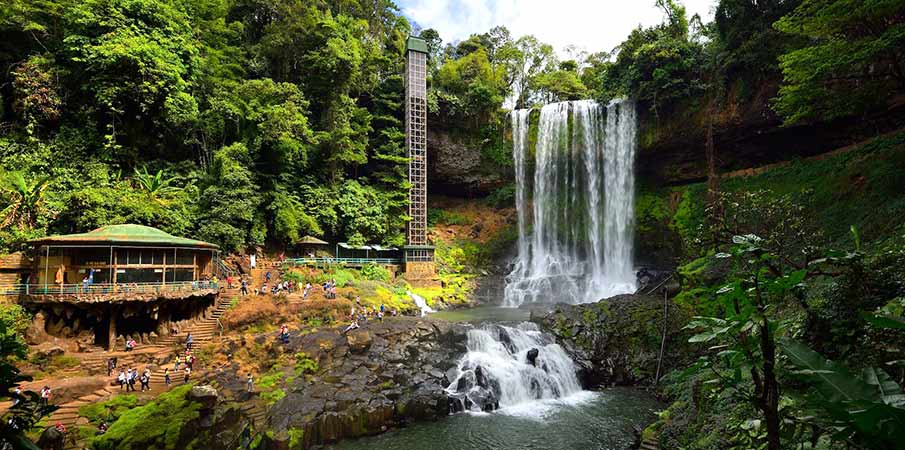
xmin=117 ymin=367 xmax=152 ymax=392
xmin=342 ymin=299 xmax=397 ymax=334
xmin=322 ymin=279 xmax=338 ymax=299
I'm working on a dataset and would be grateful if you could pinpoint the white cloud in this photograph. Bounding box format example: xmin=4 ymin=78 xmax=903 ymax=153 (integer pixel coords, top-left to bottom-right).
xmin=398 ymin=0 xmax=716 ymax=55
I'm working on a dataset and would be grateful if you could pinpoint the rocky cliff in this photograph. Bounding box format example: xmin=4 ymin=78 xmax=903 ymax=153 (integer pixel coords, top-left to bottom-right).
xmin=532 ymin=294 xmax=694 ymax=388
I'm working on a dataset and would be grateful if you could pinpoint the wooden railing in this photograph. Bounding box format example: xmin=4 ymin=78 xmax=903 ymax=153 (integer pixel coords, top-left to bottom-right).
xmin=0 ymin=281 xmax=219 ymax=297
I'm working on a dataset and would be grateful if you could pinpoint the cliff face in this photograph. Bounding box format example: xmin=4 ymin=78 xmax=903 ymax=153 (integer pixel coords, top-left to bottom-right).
xmin=636 ymin=88 xmax=905 ymax=186
xmin=427 ymin=126 xmax=509 ymax=196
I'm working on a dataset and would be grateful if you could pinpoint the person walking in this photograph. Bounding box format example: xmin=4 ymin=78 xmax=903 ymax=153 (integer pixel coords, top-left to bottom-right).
xmin=241 ymin=278 xmax=248 ymax=295
xmin=140 ymin=371 xmax=150 ymax=392
xmin=117 ymin=369 xmax=126 ymax=390
xmin=107 ymin=357 xmax=117 ymax=376
xmin=12 ymin=387 xmax=21 ymax=406
xmin=246 ymin=374 xmax=254 ymax=393
xmin=174 ymin=354 xmax=181 ymax=371
xmin=164 ymin=368 xmax=171 ymax=387
xmin=183 ymin=366 xmax=191 ymax=384
xmin=40 ymin=386 xmax=51 ymax=406
xmin=185 ymin=333 xmax=194 ymax=351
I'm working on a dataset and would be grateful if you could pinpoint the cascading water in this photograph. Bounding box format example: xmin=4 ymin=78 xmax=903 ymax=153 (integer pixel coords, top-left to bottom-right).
xmin=445 ymin=322 xmax=582 ymax=413
xmin=504 ymin=100 xmax=638 ymax=306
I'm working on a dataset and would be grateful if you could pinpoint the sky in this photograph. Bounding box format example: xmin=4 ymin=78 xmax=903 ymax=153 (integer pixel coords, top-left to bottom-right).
xmin=397 ymin=0 xmax=717 ymax=56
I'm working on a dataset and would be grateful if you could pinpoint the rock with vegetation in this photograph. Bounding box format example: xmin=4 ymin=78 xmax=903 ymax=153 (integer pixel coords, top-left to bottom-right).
xmin=532 ymin=294 xmax=694 ymax=387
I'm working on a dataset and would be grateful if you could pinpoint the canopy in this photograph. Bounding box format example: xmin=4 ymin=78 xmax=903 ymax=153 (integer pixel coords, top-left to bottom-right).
xmin=298 ymin=235 xmax=329 ymax=245
xmin=370 ymin=245 xmax=398 ymax=252
xmin=29 ymin=224 xmax=219 ymax=249
xmin=338 ymin=243 xmax=373 ymax=250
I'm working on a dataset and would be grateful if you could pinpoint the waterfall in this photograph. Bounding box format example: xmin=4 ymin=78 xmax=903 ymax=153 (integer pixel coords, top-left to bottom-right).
xmin=446 ymin=322 xmax=581 ymax=413
xmin=504 ymin=100 xmax=637 ymax=307
xmin=408 ymin=291 xmax=434 ymax=317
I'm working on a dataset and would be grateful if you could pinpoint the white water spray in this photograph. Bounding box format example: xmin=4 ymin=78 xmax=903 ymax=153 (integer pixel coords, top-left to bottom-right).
xmin=504 ymin=100 xmax=638 ymax=306
xmin=445 ymin=322 xmax=582 ymax=413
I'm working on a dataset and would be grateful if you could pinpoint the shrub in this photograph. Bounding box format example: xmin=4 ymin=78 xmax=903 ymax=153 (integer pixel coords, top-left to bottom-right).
xmin=360 ymin=263 xmax=391 ymax=282
xmin=293 ymin=353 xmax=318 ymax=377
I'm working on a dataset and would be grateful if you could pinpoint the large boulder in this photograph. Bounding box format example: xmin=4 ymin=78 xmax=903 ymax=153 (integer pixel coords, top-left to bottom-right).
xmin=190 ymin=385 xmax=219 ymax=409
xmin=532 ymin=294 xmax=694 ymax=387
xmin=25 ymin=311 xmax=50 ymax=345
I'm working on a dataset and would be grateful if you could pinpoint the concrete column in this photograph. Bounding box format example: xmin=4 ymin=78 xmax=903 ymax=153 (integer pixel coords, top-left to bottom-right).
xmin=107 ymin=305 xmax=117 ymax=351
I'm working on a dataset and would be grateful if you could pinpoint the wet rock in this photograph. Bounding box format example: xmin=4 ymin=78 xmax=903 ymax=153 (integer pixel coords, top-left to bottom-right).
xmin=526 ymin=348 xmax=539 ymax=367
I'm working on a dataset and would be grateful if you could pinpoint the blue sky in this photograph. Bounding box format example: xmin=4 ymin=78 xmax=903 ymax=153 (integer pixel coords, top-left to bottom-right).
xmin=397 ymin=0 xmax=716 ymax=55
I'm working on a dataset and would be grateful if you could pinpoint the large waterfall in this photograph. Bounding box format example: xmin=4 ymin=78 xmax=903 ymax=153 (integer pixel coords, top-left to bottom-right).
xmin=445 ymin=323 xmax=582 ymax=413
xmin=504 ymin=100 xmax=638 ymax=307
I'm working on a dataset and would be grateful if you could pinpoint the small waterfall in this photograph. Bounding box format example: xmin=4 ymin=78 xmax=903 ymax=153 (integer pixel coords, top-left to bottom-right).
xmin=446 ymin=322 xmax=581 ymax=413
xmin=408 ymin=291 xmax=434 ymax=317
xmin=504 ymin=100 xmax=637 ymax=306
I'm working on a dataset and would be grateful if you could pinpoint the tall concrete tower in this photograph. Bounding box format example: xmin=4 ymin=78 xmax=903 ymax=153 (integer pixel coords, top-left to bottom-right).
xmin=403 ymin=36 xmax=435 ymax=282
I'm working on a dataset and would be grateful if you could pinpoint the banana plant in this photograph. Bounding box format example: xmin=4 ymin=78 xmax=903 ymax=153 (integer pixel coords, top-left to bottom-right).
xmin=132 ymin=167 xmax=179 ymax=204
xmin=0 ymin=171 xmax=51 ymax=229
xmin=782 ymin=338 xmax=905 ymax=449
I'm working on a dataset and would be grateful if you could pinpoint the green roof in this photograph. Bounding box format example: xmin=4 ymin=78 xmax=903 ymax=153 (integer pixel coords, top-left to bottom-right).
xmin=30 ymin=224 xmax=218 ymax=249
xmin=406 ymin=36 xmax=429 ymax=54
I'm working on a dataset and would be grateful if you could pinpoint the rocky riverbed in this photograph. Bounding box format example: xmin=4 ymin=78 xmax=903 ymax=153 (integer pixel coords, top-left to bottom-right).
xmin=207 ymin=317 xmax=471 ymax=449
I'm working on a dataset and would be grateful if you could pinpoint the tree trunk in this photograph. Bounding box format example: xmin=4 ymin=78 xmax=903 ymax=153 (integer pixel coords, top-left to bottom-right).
xmin=759 ymin=320 xmax=781 ymax=450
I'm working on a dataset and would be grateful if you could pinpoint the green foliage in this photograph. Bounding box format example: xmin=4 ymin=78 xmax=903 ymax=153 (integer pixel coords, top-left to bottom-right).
xmin=773 ymin=0 xmax=905 ymax=124
xmin=0 ymin=0 xmax=412 ymax=252
xmin=90 ymin=384 xmax=201 ymax=450
xmin=79 ymin=395 xmax=140 ymax=425
xmin=293 ymin=352 xmax=318 ymax=377
xmin=360 ymin=263 xmax=391 ymax=282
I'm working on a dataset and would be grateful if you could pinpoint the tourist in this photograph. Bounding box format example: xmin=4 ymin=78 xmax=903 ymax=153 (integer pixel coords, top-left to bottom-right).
xmin=174 ymin=354 xmax=181 ymax=371
xmin=96 ymin=422 xmax=108 ymax=436
xmin=125 ymin=337 xmax=136 ymax=352
xmin=240 ymin=278 xmax=249 ymax=295
xmin=226 ymin=275 xmax=233 ymax=289
xmin=164 ymin=368 xmax=171 ymax=387
xmin=342 ymin=320 xmax=359 ymax=335
xmin=82 ymin=276 xmax=89 ymax=293
xmin=54 ymin=422 xmax=66 ymax=436
xmin=107 ymin=357 xmax=117 ymax=376
xmin=279 ymin=325 xmax=289 ymax=344
xmin=380 ymin=304 xmax=385 ymax=315
xmin=303 ymin=282 xmax=311 ymax=298
xmin=118 ymin=369 xmax=126 ymax=390
xmin=246 ymin=374 xmax=254 ymax=393
xmin=40 ymin=386 xmax=51 ymax=406
xmin=127 ymin=369 xmax=137 ymax=392
xmin=260 ymin=283 xmax=267 ymax=295
xmin=12 ymin=387 xmax=21 ymax=406
xmin=186 ymin=333 xmax=194 ymax=351
xmin=140 ymin=371 xmax=150 ymax=392
xmin=377 ymin=310 xmax=384 ymax=322
xmin=187 ymin=352 xmax=195 ymax=370
xmin=250 ymin=253 xmax=257 ymax=269
xmin=184 ymin=366 xmax=191 ymax=384
xmin=265 ymin=271 xmax=272 ymax=283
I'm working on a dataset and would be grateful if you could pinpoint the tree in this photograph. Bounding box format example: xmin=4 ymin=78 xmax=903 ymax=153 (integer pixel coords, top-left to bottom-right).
xmin=0 ymin=171 xmax=51 ymax=229
xmin=773 ymin=0 xmax=905 ymax=124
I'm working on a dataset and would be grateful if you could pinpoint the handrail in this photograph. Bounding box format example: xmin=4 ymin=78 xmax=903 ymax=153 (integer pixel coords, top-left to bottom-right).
xmin=217 ymin=318 xmax=223 ymax=337
xmin=283 ymin=257 xmax=402 ymax=266
xmin=0 ymin=281 xmax=220 ymax=296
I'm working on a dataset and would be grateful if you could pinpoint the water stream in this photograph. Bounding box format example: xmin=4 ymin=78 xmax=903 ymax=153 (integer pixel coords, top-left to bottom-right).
xmin=504 ymin=100 xmax=638 ymax=306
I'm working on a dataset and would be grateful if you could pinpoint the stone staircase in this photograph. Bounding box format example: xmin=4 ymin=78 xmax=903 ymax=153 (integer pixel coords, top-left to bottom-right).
xmin=239 ymin=402 xmax=268 ymax=431
xmin=47 ymin=385 xmax=121 ymax=449
xmin=42 ymin=297 xmax=233 ymax=449
xmin=157 ymin=296 xmax=231 ymax=347
xmin=640 ymin=436 xmax=659 ymax=450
